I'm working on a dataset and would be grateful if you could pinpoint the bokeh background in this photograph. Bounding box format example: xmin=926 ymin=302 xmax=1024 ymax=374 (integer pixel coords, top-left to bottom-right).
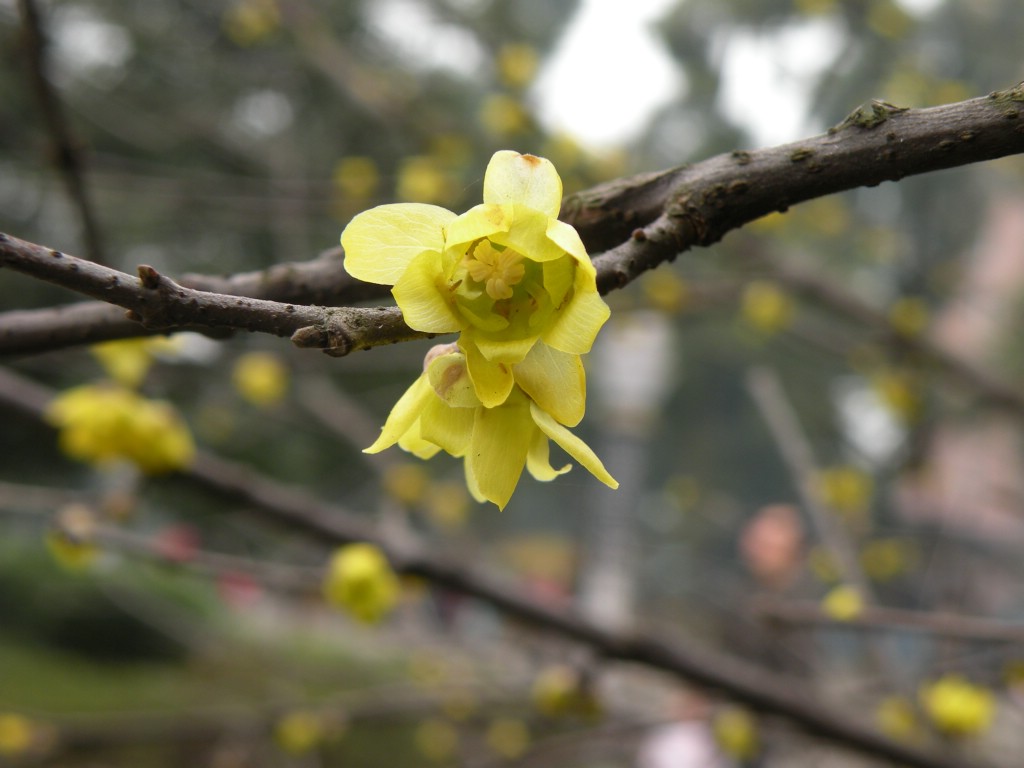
xmin=2 ymin=0 xmax=1024 ymax=765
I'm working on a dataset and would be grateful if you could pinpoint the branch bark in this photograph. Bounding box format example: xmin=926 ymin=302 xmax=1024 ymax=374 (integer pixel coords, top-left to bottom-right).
xmin=2 ymin=85 xmax=1023 ymax=357
xmin=0 ymin=366 xmax=987 ymax=768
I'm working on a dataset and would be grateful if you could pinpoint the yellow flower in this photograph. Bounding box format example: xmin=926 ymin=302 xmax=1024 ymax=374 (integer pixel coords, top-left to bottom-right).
xmin=740 ymin=280 xmax=794 ymax=334
xmin=496 ymin=43 xmax=539 ymax=89
xmin=91 ymin=337 xmax=179 ymax=388
xmin=712 ymin=706 xmax=759 ymax=761
xmin=0 ymin=713 xmax=33 ymax=756
xmin=876 ymin=695 xmax=920 ymax=742
xmin=479 ymin=93 xmax=529 ymax=137
xmin=343 ymin=150 xmax=610 ymax=410
xmin=323 ymin=544 xmax=400 ymax=623
xmin=46 ymin=384 xmax=194 ymax=474
xmin=486 ymin=717 xmax=530 ymax=759
xmin=274 ymin=710 xmax=322 ymax=755
xmin=817 ymin=465 xmax=873 ymax=519
xmin=888 ymin=296 xmax=929 ymax=338
xmin=919 ymin=675 xmax=995 ymax=738
xmin=414 ymin=718 xmax=459 ymax=762
xmin=222 ymin=0 xmax=280 ymax=46
xmin=396 ymin=155 xmax=452 ymax=205
xmin=382 ymin=462 xmax=430 ymax=505
xmin=333 ymin=156 xmax=380 ymax=202
xmin=46 ymin=504 xmax=99 ymax=571
xmin=366 ymin=345 xmax=617 ymax=510
xmin=232 ymin=351 xmax=289 ymax=407
xmin=531 ymin=665 xmax=601 ymax=720
xmin=821 ymin=584 xmax=865 ymax=621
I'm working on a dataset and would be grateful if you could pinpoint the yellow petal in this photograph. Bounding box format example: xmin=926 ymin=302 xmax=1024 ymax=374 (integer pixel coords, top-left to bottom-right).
xmin=342 ymin=203 xmax=455 ymax=284
xmin=530 ymin=403 xmax=618 ymax=489
xmin=469 ymin=403 xmax=533 ymax=509
xmin=542 ymin=271 xmax=610 ymax=354
xmin=393 ymin=250 xmax=464 ymax=333
xmin=365 ymin=375 xmax=434 ymax=453
xmin=546 ymin=218 xmax=593 ymax=272
xmin=464 ymin=459 xmax=486 ymax=504
xmin=446 ymin=203 xmax=510 ymax=247
xmin=514 ymin=344 xmax=585 ymax=427
xmin=473 ymin=333 xmax=538 ymax=365
xmin=426 ymin=352 xmax=480 ymax=408
xmin=542 ymin=256 xmax=575 ymax=309
xmin=488 ymin=206 xmax=565 ymax=263
xmin=461 ymin=335 xmax=515 ymax=408
xmin=525 ymin=428 xmax=571 ymax=481
xmin=483 ymin=151 xmax=562 ymax=219
xmin=398 ymin=423 xmax=443 ymax=459
xmin=420 ymin=395 xmax=474 ymax=456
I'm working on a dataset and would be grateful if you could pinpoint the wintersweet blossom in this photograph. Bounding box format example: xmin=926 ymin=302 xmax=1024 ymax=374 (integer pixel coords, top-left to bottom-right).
xmin=323 ymin=543 xmax=400 ymax=624
xmin=342 ymin=150 xmax=610 ymax=408
xmin=366 ymin=344 xmax=617 ymax=510
xmin=46 ymin=384 xmax=195 ymax=474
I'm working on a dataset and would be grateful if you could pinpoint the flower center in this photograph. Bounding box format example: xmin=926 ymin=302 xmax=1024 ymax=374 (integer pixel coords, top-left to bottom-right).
xmin=463 ymin=240 xmax=526 ymax=300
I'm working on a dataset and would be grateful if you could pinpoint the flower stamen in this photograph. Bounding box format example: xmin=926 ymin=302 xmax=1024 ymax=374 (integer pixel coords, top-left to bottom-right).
xmin=464 ymin=240 xmax=526 ymax=300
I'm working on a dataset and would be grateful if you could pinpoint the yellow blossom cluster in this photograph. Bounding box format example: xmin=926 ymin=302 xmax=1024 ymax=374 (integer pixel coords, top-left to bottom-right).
xmin=342 ymin=151 xmax=618 ymax=508
xmin=46 ymin=384 xmax=195 ymax=474
xmin=322 ymin=543 xmax=400 ymax=624
xmin=919 ymin=674 xmax=996 ymax=738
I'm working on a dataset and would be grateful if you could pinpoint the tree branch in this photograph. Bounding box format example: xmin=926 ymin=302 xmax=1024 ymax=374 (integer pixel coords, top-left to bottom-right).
xmin=0 ymin=366 xmax=985 ymax=768
xmin=0 ymin=233 xmax=433 ymax=355
xmin=2 ymin=86 xmax=1023 ymax=359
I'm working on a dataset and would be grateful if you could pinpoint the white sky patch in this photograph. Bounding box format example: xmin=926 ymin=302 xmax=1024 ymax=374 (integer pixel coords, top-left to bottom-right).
xmin=897 ymin=0 xmax=943 ymax=14
xmin=365 ymin=0 xmax=485 ymax=76
xmin=534 ymin=0 xmax=682 ymax=150
xmin=51 ymin=6 xmax=133 ymax=83
xmin=231 ymin=90 xmax=294 ymax=138
xmin=717 ymin=17 xmax=844 ymax=148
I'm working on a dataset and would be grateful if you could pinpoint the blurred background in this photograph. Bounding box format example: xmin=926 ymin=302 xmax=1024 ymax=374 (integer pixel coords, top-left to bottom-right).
xmin=2 ymin=0 xmax=1024 ymax=765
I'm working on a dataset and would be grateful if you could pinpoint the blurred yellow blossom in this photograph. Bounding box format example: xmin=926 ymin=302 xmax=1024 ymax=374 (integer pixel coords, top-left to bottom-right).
xmin=47 ymin=384 xmax=195 ymax=474
xmin=441 ymin=689 xmax=478 ymax=721
xmin=531 ymin=665 xmax=601 ymax=720
xmin=0 ymin=714 xmax=33 ymax=756
xmin=861 ymin=538 xmax=916 ymax=582
xmin=713 ymin=706 xmax=759 ymax=761
xmin=740 ymin=280 xmax=794 ymax=334
xmin=222 ymin=0 xmax=279 ymax=46
xmin=46 ymin=504 xmax=99 ymax=571
xmin=425 ymin=480 xmax=470 ymax=529
xmin=274 ymin=710 xmax=322 ymax=755
xmin=822 ymin=584 xmax=865 ymax=621
xmin=807 ymin=546 xmax=840 ymax=583
xmin=817 ymin=465 xmax=873 ymax=520
xmin=486 ymin=717 xmax=530 ymax=759
xmin=382 ymin=463 xmax=430 ymax=506
xmin=888 ymin=296 xmax=930 ymax=338
xmin=479 ymin=94 xmax=529 ymax=137
xmin=91 ymin=337 xmax=179 ymax=388
xmin=794 ymin=0 xmax=837 ymax=14
xmin=414 ymin=718 xmax=459 ymax=762
xmin=396 ymin=155 xmax=451 ymax=204
xmin=877 ymin=695 xmax=920 ymax=741
xmin=872 ymin=368 xmax=924 ymax=423
xmin=497 ymin=44 xmax=539 ymax=89
xmin=867 ymin=0 xmax=912 ymax=39
xmin=920 ymin=675 xmax=995 ymax=737
xmin=334 ymin=156 xmax=380 ymax=202
xmin=232 ymin=352 xmax=289 ymax=407
xmin=642 ymin=271 xmax=689 ymax=314
xmin=323 ymin=543 xmax=400 ymax=623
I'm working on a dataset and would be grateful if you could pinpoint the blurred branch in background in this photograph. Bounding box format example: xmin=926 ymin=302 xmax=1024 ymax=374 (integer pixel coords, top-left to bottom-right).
xmin=16 ymin=0 xmax=106 ymax=265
